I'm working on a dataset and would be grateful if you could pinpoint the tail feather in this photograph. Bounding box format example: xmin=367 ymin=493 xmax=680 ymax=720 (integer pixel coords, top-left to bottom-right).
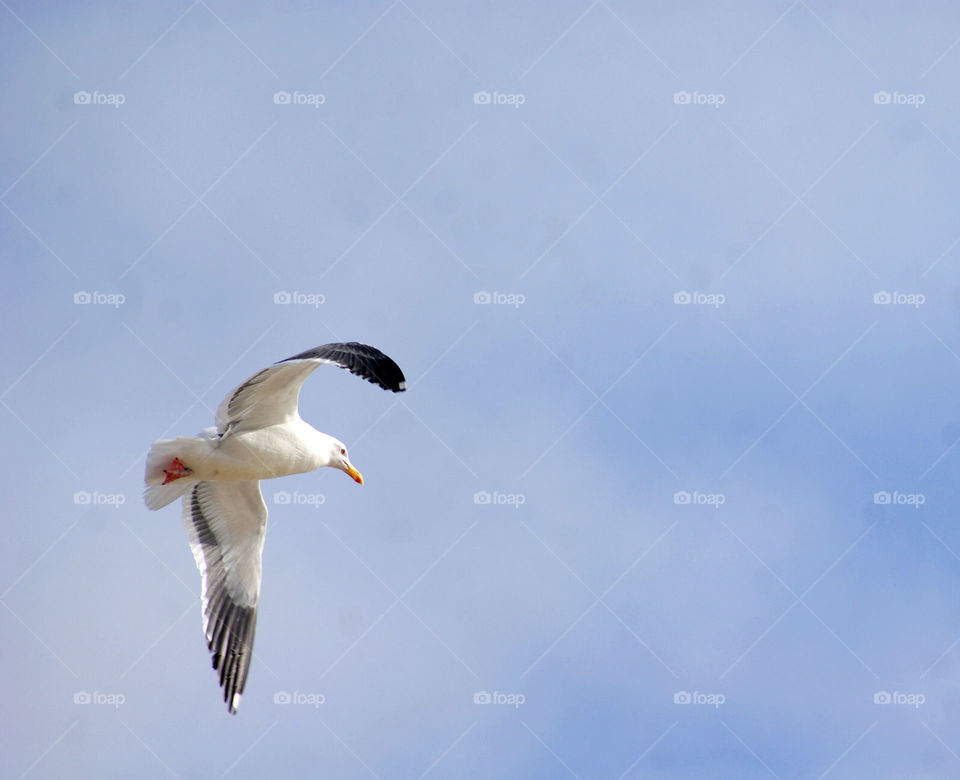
xmin=144 ymin=478 xmax=197 ymax=511
xmin=144 ymin=432 xmax=214 ymax=510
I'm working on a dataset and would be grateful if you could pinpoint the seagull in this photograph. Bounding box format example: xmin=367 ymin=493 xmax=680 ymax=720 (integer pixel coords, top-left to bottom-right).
xmin=143 ymin=342 xmax=406 ymax=714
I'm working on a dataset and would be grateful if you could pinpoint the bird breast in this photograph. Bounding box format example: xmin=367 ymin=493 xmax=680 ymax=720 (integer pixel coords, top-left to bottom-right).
xmin=215 ymin=422 xmax=327 ymax=480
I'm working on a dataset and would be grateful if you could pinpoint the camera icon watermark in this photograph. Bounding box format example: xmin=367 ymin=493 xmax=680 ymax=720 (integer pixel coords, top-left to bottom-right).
xmin=874 ymin=690 xmax=924 ymax=708
xmin=873 ymin=290 xmax=925 ymax=308
xmin=473 ymin=690 xmax=525 ymax=707
xmin=474 ymin=490 xmax=525 ymax=508
xmin=74 ymin=290 xmax=125 ymax=308
xmin=273 ymin=490 xmax=325 ymax=508
xmin=274 ymin=690 xmax=325 ymax=707
xmin=674 ymin=690 xmax=725 ymax=707
xmin=673 ymin=290 xmax=725 ymax=308
xmin=873 ymin=490 xmax=924 ymax=508
xmin=674 ymin=490 xmax=725 ymax=508
xmin=273 ymin=90 xmax=325 ymax=108
xmin=473 ymin=290 xmax=525 ymax=308
xmin=74 ymin=490 xmax=125 ymax=508
xmin=274 ymin=290 xmax=325 ymax=308
xmin=673 ymin=90 xmax=725 ymax=108
xmin=74 ymin=690 xmax=125 ymax=708
xmin=74 ymin=90 xmax=125 ymax=108
xmin=873 ymin=90 xmax=924 ymax=108
xmin=473 ymin=90 xmax=525 ymax=108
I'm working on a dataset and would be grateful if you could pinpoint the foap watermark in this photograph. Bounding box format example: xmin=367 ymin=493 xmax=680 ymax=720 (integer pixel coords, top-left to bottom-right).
xmin=74 ymin=90 xmax=125 ymax=108
xmin=873 ymin=290 xmax=925 ymax=308
xmin=74 ymin=291 xmax=125 ymax=308
xmin=274 ymin=690 xmax=325 ymax=707
xmin=74 ymin=690 xmax=125 ymax=708
xmin=674 ymin=490 xmax=725 ymax=509
xmin=674 ymin=290 xmax=725 ymax=308
xmin=74 ymin=490 xmax=126 ymax=508
xmin=873 ymin=91 xmax=925 ymax=108
xmin=273 ymin=90 xmax=325 ymax=108
xmin=673 ymin=90 xmax=725 ymax=108
xmin=474 ymin=690 xmax=525 ymax=708
xmin=874 ymin=491 xmax=925 ymax=509
xmin=274 ymin=290 xmax=325 ymax=308
xmin=674 ymin=690 xmax=725 ymax=708
xmin=874 ymin=690 xmax=925 ymax=708
xmin=474 ymin=290 xmax=525 ymax=308
xmin=274 ymin=490 xmax=325 ymax=508
xmin=473 ymin=90 xmax=525 ymax=108
xmin=474 ymin=490 xmax=526 ymax=509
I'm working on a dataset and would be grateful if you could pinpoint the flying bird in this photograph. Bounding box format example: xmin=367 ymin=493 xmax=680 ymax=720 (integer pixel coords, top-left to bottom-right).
xmin=143 ymin=342 xmax=406 ymax=713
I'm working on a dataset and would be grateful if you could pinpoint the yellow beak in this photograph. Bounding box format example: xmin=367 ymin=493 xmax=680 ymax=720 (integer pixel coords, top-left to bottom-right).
xmin=345 ymin=464 xmax=364 ymax=485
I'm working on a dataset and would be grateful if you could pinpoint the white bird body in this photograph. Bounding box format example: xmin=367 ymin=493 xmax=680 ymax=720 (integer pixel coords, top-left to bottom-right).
xmin=220 ymin=422 xmax=336 ymax=479
xmin=143 ymin=342 xmax=406 ymax=713
xmin=148 ymin=421 xmax=335 ymax=487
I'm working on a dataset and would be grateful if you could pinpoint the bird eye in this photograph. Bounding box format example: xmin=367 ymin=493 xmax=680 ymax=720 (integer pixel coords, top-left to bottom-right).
xmin=340 ymin=448 xmax=346 ymax=455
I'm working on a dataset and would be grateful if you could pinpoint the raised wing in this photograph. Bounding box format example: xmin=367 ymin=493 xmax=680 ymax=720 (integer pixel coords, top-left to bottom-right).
xmin=215 ymin=361 xmax=320 ymax=435
xmin=278 ymin=342 xmax=406 ymax=392
xmin=215 ymin=342 xmax=405 ymax=435
xmin=182 ymin=480 xmax=266 ymax=714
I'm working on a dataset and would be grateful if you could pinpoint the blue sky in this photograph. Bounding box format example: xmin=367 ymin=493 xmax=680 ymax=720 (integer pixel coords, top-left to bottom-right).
xmin=5 ymin=1 xmax=960 ymax=777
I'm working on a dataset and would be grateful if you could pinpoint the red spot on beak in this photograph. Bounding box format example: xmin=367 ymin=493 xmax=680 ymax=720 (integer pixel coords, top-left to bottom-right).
xmin=162 ymin=457 xmax=192 ymax=485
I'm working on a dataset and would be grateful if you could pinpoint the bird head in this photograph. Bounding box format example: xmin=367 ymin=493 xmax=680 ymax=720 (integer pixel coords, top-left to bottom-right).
xmin=330 ymin=439 xmax=363 ymax=484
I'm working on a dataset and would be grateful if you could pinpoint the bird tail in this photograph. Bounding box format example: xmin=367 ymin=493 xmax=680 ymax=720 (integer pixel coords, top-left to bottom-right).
xmin=143 ymin=432 xmax=215 ymax=510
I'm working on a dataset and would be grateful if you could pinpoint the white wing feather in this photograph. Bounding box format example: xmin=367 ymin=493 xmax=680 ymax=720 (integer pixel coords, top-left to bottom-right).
xmin=215 ymin=361 xmax=322 ymax=435
xmin=182 ymin=480 xmax=267 ymax=713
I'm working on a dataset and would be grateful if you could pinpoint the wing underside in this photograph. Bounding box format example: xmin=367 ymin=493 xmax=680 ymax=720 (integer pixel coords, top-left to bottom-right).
xmin=182 ymin=480 xmax=266 ymax=713
xmin=215 ymin=342 xmax=406 ymax=435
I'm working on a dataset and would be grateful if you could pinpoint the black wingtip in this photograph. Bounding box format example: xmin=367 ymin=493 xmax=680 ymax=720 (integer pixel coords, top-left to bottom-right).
xmin=279 ymin=342 xmax=407 ymax=393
